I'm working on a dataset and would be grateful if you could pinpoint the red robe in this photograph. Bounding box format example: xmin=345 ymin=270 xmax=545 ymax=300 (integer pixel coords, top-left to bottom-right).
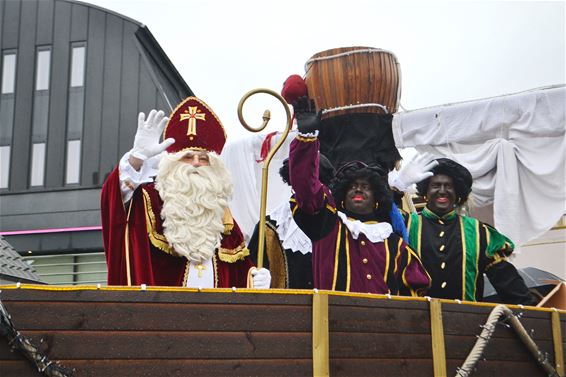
xmin=101 ymin=167 xmax=253 ymax=287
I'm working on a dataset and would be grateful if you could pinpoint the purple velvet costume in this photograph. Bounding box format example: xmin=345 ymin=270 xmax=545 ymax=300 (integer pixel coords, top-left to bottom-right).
xmin=289 ymin=134 xmax=431 ymax=295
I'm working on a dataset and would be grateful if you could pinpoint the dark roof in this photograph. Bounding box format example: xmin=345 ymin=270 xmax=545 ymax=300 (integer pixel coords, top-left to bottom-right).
xmin=0 ymin=236 xmax=44 ymax=284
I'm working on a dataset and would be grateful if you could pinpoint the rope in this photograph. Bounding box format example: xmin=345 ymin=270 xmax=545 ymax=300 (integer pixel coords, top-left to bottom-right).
xmin=321 ymin=103 xmax=389 ymax=115
xmin=304 ymin=48 xmax=399 ymax=72
xmin=0 ymin=296 xmax=75 ymax=376
xmin=456 ymin=304 xmax=559 ymax=377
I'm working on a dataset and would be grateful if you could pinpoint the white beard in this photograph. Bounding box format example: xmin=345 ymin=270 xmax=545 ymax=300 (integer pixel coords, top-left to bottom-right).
xmin=154 ymin=151 xmax=233 ymax=263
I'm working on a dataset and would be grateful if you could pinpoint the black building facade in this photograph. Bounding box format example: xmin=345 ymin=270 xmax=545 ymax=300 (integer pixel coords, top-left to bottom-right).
xmin=0 ymin=0 xmax=192 ymax=284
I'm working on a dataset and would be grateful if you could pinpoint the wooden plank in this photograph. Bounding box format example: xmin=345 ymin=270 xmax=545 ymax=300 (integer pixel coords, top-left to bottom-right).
xmin=443 ymin=310 xmax=554 ymax=341
xmin=330 ymin=301 xmax=554 ymax=341
xmin=329 ymin=294 xmax=429 ymax=310
xmin=328 ymin=332 xmax=554 ymax=361
xmin=430 ymin=299 xmax=447 ymax=377
xmin=1 ymin=357 xmax=546 ymax=377
xmin=312 ymin=292 xmax=329 ymax=377
xmin=0 ymin=331 xmax=311 ymax=360
xmin=552 ymin=311 xmax=565 ymax=376
xmin=0 ymin=289 xmax=313 ymax=305
xmin=1 ymin=302 xmax=311 ymax=332
xmin=0 ymin=358 xmax=312 ymax=377
xmin=330 ymin=358 xmax=434 ymax=377
xmin=446 ymin=358 xmax=547 ymax=377
xmin=330 ymin=305 xmax=430 ymax=334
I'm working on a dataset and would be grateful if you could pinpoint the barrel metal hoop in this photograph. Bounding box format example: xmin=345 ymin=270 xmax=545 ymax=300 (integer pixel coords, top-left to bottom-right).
xmin=305 ymin=48 xmax=399 ymax=71
xmin=321 ymin=103 xmax=389 ymax=115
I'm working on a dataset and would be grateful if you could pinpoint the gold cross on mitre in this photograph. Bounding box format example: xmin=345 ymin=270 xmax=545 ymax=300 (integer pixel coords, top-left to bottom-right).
xmin=194 ymin=263 xmax=205 ymax=278
xmin=180 ymin=106 xmax=206 ymax=137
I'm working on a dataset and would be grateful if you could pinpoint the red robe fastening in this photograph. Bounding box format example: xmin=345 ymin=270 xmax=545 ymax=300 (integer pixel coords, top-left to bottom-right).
xmin=101 ymin=167 xmax=253 ymax=287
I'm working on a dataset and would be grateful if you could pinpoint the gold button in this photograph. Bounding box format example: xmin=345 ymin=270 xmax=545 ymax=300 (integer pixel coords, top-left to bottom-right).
xmin=441 ymin=282 xmax=447 ymax=288
xmin=362 ymin=258 xmax=368 ymax=264
xmin=439 ymin=245 xmax=445 ymax=252
xmin=366 ymin=274 xmax=372 ymax=280
xmin=439 ymin=231 xmax=445 ymax=237
xmin=441 ymin=262 xmax=446 ymax=269
xmin=439 ymin=220 xmax=444 ymax=225
xmin=361 ymin=240 xmax=366 ymax=246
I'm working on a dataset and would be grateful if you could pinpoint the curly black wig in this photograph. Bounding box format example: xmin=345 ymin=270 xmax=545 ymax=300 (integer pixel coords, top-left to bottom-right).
xmin=330 ymin=162 xmax=393 ymax=220
xmin=280 ymin=153 xmax=335 ymax=186
xmin=416 ymin=158 xmax=473 ymax=206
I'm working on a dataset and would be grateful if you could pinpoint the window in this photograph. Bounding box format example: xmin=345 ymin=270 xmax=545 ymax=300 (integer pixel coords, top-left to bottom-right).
xmin=35 ymin=49 xmax=51 ymax=91
xmin=31 ymin=47 xmax=51 ymax=187
xmin=66 ymin=139 xmax=81 ymax=184
xmin=69 ymin=45 xmax=85 ymax=87
xmin=0 ymin=146 xmax=10 ymax=188
xmin=0 ymin=51 xmax=17 ymax=188
xmin=23 ymin=252 xmax=107 ymax=285
xmin=1 ymin=53 xmax=16 ymax=94
xmin=30 ymin=143 xmax=46 ymax=186
xmin=65 ymin=43 xmax=86 ymax=185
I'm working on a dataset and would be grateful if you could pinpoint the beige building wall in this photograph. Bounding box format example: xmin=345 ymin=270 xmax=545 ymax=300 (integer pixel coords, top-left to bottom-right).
xmin=512 ymin=215 xmax=566 ymax=280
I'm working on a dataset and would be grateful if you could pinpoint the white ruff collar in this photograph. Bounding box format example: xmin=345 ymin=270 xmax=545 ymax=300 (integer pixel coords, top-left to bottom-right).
xmin=337 ymin=211 xmax=393 ymax=242
xmin=268 ymin=201 xmax=312 ymax=255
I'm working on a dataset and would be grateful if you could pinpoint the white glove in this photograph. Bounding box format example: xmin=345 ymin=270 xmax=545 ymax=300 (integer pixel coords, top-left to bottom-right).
xmin=131 ymin=110 xmax=175 ymax=161
xmin=251 ymin=267 xmax=271 ymax=289
xmin=388 ymin=153 xmax=439 ymax=193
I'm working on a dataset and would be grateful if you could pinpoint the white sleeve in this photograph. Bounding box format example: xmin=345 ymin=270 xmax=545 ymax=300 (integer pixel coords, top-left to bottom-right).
xmin=118 ymin=151 xmax=159 ymax=203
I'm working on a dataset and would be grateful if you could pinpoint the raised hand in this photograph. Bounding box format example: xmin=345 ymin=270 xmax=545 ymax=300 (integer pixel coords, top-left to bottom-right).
xmin=294 ymin=96 xmax=321 ymax=134
xmin=131 ymin=109 xmax=175 ymax=161
xmin=389 ymin=153 xmax=439 ymax=192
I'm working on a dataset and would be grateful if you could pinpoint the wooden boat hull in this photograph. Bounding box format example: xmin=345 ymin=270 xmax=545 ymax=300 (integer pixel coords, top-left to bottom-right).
xmin=0 ymin=285 xmax=564 ymax=376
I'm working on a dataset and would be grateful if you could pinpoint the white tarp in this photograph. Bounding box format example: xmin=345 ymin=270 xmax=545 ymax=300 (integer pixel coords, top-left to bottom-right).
xmin=393 ymin=85 xmax=566 ymax=246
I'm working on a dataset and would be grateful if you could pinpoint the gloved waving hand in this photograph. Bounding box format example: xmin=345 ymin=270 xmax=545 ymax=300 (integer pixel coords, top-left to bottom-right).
xmin=293 ymin=96 xmax=321 ymax=135
xmin=388 ymin=153 xmax=439 ymax=193
xmin=131 ymin=109 xmax=175 ymax=162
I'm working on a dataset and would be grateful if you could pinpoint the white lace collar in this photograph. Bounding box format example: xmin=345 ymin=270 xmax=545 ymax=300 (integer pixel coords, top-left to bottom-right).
xmin=336 ymin=211 xmax=392 ymax=242
xmin=268 ymin=201 xmax=312 ymax=255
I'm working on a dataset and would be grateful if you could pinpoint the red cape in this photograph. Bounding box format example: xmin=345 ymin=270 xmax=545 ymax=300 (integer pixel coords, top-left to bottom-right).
xmin=101 ymin=167 xmax=253 ymax=287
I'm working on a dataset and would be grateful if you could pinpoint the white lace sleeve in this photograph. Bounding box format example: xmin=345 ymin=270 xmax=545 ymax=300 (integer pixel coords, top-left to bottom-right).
xmin=118 ymin=151 xmax=159 ymax=203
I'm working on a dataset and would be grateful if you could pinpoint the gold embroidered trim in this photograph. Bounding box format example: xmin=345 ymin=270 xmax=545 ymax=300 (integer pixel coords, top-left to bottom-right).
xmin=213 ymin=254 xmax=218 ymax=287
xmin=218 ymin=243 xmax=250 ymax=263
xmin=222 ymin=207 xmax=234 ymax=234
xmin=142 ymin=188 xmax=174 ymax=255
xmin=485 ymin=257 xmax=506 ymax=271
xmin=296 ymin=134 xmax=317 ymax=142
xmin=332 ymin=222 xmax=342 ymax=290
xmin=182 ymin=259 xmax=190 ymax=286
xmin=265 ymin=222 xmax=289 ymax=288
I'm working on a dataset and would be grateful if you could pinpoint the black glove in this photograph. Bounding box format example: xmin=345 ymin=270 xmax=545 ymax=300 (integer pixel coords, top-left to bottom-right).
xmin=293 ymin=96 xmax=321 ymax=134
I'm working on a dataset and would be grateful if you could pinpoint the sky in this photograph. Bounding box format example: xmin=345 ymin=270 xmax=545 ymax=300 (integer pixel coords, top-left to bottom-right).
xmin=83 ymin=0 xmax=565 ymax=141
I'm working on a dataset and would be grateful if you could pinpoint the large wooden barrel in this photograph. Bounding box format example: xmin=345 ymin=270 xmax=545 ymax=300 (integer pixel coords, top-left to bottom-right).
xmin=304 ymin=46 xmax=401 ymax=118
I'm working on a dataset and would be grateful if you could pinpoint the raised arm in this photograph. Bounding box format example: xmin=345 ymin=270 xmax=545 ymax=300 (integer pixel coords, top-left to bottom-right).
xmin=288 ymin=96 xmax=328 ymax=214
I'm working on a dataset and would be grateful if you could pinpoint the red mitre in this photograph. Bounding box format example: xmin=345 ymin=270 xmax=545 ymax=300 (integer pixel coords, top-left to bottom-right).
xmin=163 ymin=97 xmax=227 ymax=155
